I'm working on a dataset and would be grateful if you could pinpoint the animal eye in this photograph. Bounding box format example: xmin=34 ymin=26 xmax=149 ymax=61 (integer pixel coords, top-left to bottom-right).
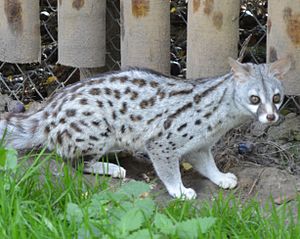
xmin=250 ymin=95 xmax=260 ymax=105
xmin=273 ymin=94 xmax=281 ymax=104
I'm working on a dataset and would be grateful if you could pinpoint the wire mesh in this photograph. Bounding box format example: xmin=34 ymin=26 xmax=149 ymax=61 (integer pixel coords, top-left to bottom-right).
xmin=0 ymin=0 xmax=298 ymax=113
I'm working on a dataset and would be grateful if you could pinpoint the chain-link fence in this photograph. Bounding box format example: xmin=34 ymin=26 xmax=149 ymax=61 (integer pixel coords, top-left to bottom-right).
xmin=0 ymin=0 xmax=298 ymax=112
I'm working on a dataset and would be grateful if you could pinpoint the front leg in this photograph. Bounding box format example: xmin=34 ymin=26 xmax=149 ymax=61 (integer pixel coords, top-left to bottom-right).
xmin=146 ymin=141 xmax=196 ymax=199
xmin=187 ymin=148 xmax=237 ymax=189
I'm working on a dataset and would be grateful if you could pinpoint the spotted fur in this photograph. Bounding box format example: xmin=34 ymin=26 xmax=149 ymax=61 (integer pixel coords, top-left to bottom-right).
xmin=0 ymin=58 xmax=291 ymax=199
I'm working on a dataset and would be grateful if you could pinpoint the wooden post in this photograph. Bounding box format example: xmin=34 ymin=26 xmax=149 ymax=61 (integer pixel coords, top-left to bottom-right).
xmin=267 ymin=0 xmax=300 ymax=95
xmin=187 ymin=0 xmax=239 ymax=78
xmin=120 ymin=0 xmax=170 ymax=74
xmin=0 ymin=0 xmax=41 ymax=63
xmin=58 ymin=0 xmax=106 ymax=68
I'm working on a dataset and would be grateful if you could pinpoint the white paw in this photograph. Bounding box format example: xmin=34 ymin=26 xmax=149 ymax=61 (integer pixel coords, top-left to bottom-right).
xmin=170 ymin=187 xmax=197 ymax=200
xmin=84 ymin=162 xmax=126 ymax=179
xmin=216 ymin=172 xmax=237 ymax=189
xmin=110 ymin=166 xmax=126 ymax=179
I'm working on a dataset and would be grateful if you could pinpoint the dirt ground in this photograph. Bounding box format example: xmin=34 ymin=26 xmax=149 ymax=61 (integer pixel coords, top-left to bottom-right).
xmin=86 ymin=156 xmax=300 ymax=206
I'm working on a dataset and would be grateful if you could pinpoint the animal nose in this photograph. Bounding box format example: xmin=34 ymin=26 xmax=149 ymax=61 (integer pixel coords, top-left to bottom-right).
xmin=266 ymin=114 xmax=276 ymax=122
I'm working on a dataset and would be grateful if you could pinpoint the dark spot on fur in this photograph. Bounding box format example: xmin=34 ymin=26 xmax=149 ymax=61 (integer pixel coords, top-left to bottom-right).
xmin=130 ymin=114 xmax=143 ymax=121
xmin=76 ymin=138 xmax=84 ymax=142
xmin=114 ymin=90 xmax=121 ymax=99
xmin=130 ymin=91 xmax=139 ymax=100
xmin=104 ymin=88 xmax=112 ymax=95
xmin=157 ymin=89 xmax=166 ymax=99
xmin=207 ymin=126 xmax=212 ymax=131
xmin=101 ymin=132 xmax=109 ymax=137
xmin=70 ymin=122 xmax=82 ymax=132
xmin=194 ymin=79 xmax=226 ymax=104
xmin=164 ymin=118 xmax=173 ymax=130
xmin=80 ymin=98 xmax=88 ymax=105
xmin=112 ymin=111 xmax=117 ymax=120
xmin=132 ymin=78 xmax=146 ymax=87
xmin=89 ymin=135 xmax=99 ymax=141
xmin=150 ymin=81 xmax=159 ymax=88
xmin=92 ymin=121 xmax=100 ymax=126
xmin=195 ymin=119 xmax=201 ymax=125
xmin=44 ymin=125 xmax=50 ymax=135
xmin=43 ymin=111 xmax=49 ymax=119
xmin=52 ymin=111 xmax=58 ymax=117
xmin=169 ymin=89 xmax=193 ymax=97
xmin=203 ymin=112 xmax=212 ymax=119
xmin=66 ymin=109 xmax=76 ymax=117
xmin=56 ymin=132 xmax=63 ymax=145
xmin=177 ymin=123 xmax=187 ymax=131
xmin=107 ymin=100 xmax=113 ymax=107
xmin=79 ymin=120 xmax=88 ymax=126
xmin=59 ymin=118 xmax=66 ymax=124
xmin=167 ymin=132 xmax=172 ymax=139
xmin=147 ymin=113 xmax=163 ymax=124
xmin=124 ymin=87 xmax=131 ymax=94
xmin=97 ymin=100 xmax=103 ymax=108
xmin=121 ymin=125 xmax=126 ymax=133
xmin=182 ymin=133 xmax=188 ymax=137
xmin=120 ymin=102 xmax=128 ymax=114
xmin=89 ymin=88 xmax=101 ymax=95
xmin=83 ymin=112 xmax=93 ymax=116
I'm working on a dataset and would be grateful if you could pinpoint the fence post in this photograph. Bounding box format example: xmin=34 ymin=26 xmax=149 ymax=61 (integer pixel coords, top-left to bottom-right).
xmin=58 ymin=0 xmax=106 ymax=68
xmin=0 ymin=1 xmax=41 ymax=63
xmin=187 ymin=0 xmax=239 ymax=78
xmin=267 ymin=0 xmax=300 ymax=95
xmin=120 ymin=0 xmax=170 ymax=74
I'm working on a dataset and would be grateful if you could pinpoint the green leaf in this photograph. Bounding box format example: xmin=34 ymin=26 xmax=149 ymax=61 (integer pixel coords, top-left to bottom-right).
xmin=135 ymin=198 xmax=155 ymax=219
xmin=0 ymin=148 xmax=7 ymax=167
xmin=5 ymin=148 xmax=18 ymax=171
xmin=198 ymin=217 xmax=216 ymax=233
xmin=127 ymin=229 xmax=152 ymax=239
xmin=0 ymin=147 xmax=18 ymax=170
xmin=66 ymin=202 xmax=83 ymax=224
xmin=154 ymin=213 xmax=175 ymax=235
xmin=176 ymin=217 xmax=216 ymax=238
xmin=119 ymin=181 xmax=150 ymax=197
xmin=119 ymin=208 xmax=144 ymax=234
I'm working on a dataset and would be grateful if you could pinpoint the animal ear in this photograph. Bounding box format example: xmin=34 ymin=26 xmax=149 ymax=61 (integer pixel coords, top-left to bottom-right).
xmin=269 ymin=56 xmax=292 ymax=79
xmin=228 ymin=57 xmax=250 ymax=79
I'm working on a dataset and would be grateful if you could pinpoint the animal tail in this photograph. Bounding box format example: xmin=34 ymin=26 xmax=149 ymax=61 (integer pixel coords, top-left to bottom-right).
xmin=0 ymin=111 xmax=45 ymax=150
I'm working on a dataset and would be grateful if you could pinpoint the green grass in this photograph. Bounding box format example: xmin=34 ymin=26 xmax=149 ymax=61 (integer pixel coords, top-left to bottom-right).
xmin=0 ymin=145 xmax=299 ymax=239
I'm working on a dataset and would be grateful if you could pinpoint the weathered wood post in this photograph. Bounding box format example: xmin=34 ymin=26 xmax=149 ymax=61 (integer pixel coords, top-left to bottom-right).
xmin=120 ymin=0 xmax=170 ymax=74
xmin=58 ymin=0 xmax=106 ymax=68
xmin=187 ymin=0 xmax=239 ymax=78
xmin=0 ymin=0 xmax=41 ymax=63
xmin=267 ymin=0 xmax=300 ymax=95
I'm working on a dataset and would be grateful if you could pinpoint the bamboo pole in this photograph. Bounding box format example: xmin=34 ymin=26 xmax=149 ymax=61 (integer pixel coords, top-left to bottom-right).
xmin=187 ymin=0 xmax=239 ymax=78
xmin=267 ymin=0 xmax=300 ymax=95
xmin=0 ymin=0 xmax=41 ymax=63
xmin=120 ymin=0 xmax=170 ymax=74
xmin=58 ymin=0 xmax=106 ymax=68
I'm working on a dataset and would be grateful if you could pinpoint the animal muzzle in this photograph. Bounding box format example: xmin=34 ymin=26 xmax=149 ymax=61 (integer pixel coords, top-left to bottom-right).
xmin=257 ymin=103 xmax=279 ymax=124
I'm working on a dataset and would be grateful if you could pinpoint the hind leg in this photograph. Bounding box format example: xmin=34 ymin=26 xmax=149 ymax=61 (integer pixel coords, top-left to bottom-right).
xmin=83 ymin=160 xmax=126 ymax=178
xmin=61 ymin=137 xmax=126 ymax=178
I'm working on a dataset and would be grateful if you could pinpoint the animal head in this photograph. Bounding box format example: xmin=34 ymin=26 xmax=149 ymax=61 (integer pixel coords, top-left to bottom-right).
xmin=229 ymin=57 xmax=291 ymax=124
